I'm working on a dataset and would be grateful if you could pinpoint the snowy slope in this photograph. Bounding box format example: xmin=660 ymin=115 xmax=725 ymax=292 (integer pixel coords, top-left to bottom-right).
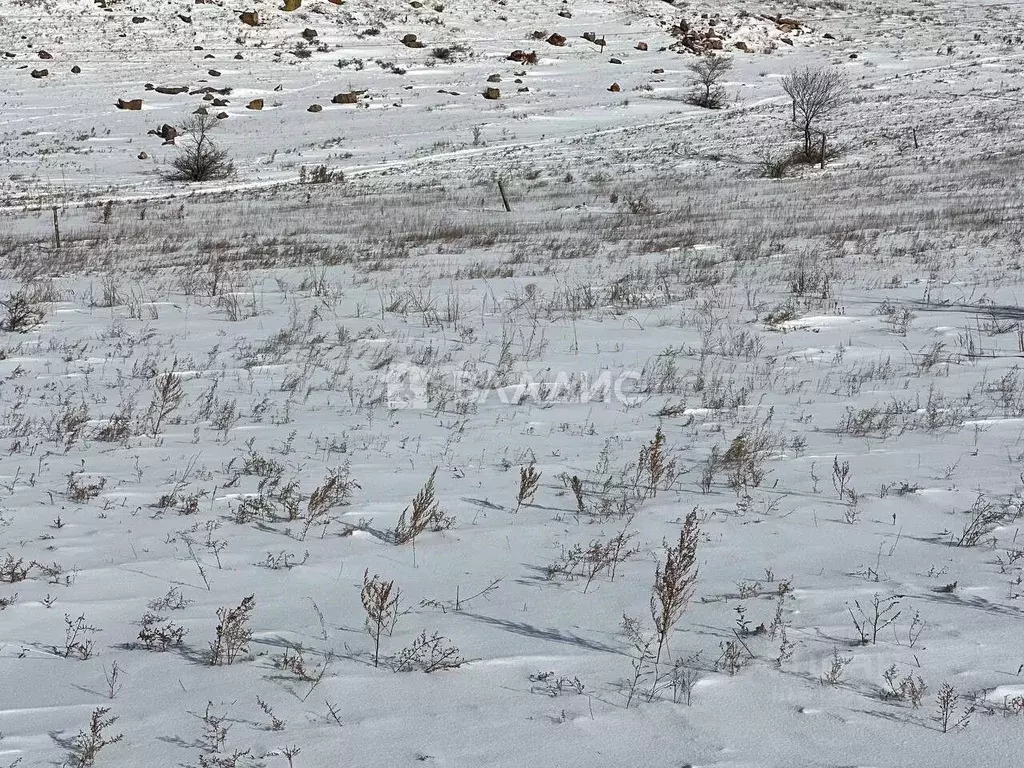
xmin=2 ymin=2 xmax=1024 ymax=768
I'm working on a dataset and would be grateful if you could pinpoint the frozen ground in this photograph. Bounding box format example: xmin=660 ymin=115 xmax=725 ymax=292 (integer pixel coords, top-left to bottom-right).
xmin=3 ymin=1 xmax=1024 ymax=767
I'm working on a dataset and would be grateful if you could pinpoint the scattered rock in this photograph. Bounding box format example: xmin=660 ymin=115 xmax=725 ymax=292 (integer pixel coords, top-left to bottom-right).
xmin=203 ymin=94 xmax=215 ymax=101
xmin=246 ymin=98 xmax=264 ymax=110
xmin=179 ymin=14 xmax=192 ymax=23
xmin=823 ymin=32 xmax=836 ymax=40
xmin=332 ymin=91 xmax=361 ymax=104
xmin=849 ymin=52 xmax=858 ymax=59
xmin=508 ymin=49 xmax=538 ymax=64
xmin=116 ymin=98 xmax=143 ymax=110
xmin=274 ymin=84 xmax=284 ymax=91
xmin=547 ymin=33 xmax=567 ymax=46
xmin=302 ymin=28 xmax=318 ymax=41
xmin=30 ymin=69 xmax=48 ymax=78
xmin=558 ymin=9 xmax=571 ymax=18
xmin=487 ymin=74 xmax=501 ymax=83
xmin=204 ymin=54 xmax=215 ymax=60
xmin=531 ymin=31 xmax=547 ymax=40
xmin=282 ymin=0 xmax=301 ymax=10
xmin=38 ymin=50 xmax=52 ymax=59
xmin=138 ymin=151 xmax=148 ymax=159
xmin=216 ymin=111 xmax=229 ymax=119
xmin=154 ymin=85 xmax=189 ymax=95
xmin=582 ymin=31 xmax=596 ymax=43
xmin=484 ymin=87 xmax=501 ymax=99
xmin=780 ymin=37 xmax=793 ymax=46
xmin=152 ymin=123 xmax=178 ymax=141
xmin=401 ymin=33 xmax=424 ymax=48
xmin=234 ymin=53 xmax=243 ymax=60
xmin=71 ymin=65 xmax=81 ymax=73
xmin=608 ymin=82 xmax=620 ymax=92
xmin=734 ymin=41 xmax=749 ymax=52
xmin=132 ymin=16 xmax=146 ymax=23
xmin=240 ymin=11 xmax=259 ymax=26
xmin=193 ymin=84 xmax=224 ymax=97
xmin=307 ymin=104 xmax=323 ymax=112
xmin=194 ymin=107 xmax=208 ymax=115
xmin=636 ymin=42 xmax=648 ymax=51
xmin=208 ymin=69 xmax=221 ymax=77
xmin=652 ymin=68 xmax=664 ymax=74
xmin=212 ymin=98 xmax=229 ymax=107
xmin=609 ymin=57 xmax=622 ymax=64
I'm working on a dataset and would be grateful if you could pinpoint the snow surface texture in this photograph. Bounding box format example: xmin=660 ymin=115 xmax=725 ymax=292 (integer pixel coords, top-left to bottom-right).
xmin=3 ymin=1 xmax=1024 ymax=767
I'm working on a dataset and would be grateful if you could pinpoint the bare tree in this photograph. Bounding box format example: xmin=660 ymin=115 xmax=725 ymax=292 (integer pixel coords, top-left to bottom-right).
xmin=686 ymin=55 xmax=732 ymax=109
xmin=780 ymin=65 xmax=848 ymax=155
xmin=170 ymin=114 xmax=234 ymax=182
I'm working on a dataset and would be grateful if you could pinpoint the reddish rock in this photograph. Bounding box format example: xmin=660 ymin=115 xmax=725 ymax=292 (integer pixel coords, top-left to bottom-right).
xmin=117 ymin=98 xmax=143 ymax=110
xmin=547 ymin=33 xmax=567 ymax=46
xmin=608 ymin=82 xmax=620 ymax=92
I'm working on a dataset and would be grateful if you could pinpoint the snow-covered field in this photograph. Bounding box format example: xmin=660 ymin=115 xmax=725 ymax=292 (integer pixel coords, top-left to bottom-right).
xmin=3 ymin=1 xmax=1024 ymax=767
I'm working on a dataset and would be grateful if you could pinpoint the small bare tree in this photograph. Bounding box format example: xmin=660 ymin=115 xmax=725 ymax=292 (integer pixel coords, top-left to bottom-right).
xmin=780 ymin=65 xmax=848 ymax=156
xmin=170 ymin=114 xmax=234 ymax=182
xmin=686 ymin=55 xmax=732 ymax=109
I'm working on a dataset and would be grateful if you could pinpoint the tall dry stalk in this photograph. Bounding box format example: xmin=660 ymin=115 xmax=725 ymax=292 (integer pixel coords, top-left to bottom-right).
xmin=651 ymin=509 xmax=700 ymax=666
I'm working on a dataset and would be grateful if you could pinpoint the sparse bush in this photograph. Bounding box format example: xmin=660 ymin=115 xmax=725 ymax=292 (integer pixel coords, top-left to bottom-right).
xmin=822 ymin=647 xmax=853 ymax=686
xmin=67 ymin=708 xmax=123 ymax=767
xmin=137 ymin=612 xmax=187 ymax=651
xmin=0 ymin=553 xmax=31 ymax=583
xmin=686 ymin=55 xmax=731 ymax=109
xmin=651 ymin=510 xmax=699 ymax=665
xmin=302 ymin=463 xmax=359 ymax=539
xmin=67 ymin=472 xmax=106 ymax=502
xmin=391 ymin=630 xmax=466 ymax=672
xmin=361 ymin=570 xmax=401 ymax=667
xmin=61 ymin=613 xmax=99 ymax=660
xmin=848 ymin=593 xmax=901 ymax=645
xmin=393 ymin=467 xmax=454 ymax=544
xmin=209 ymin=595 xmax=255 ymax=665
xmin=515 ymin=462 xmax=541 ymax=513
xmin=169 ymin=114 xmax=234 ymax=182
xmin=147 ymin=367 xmax=185 ymax=438
xmin=883 ymin=664 xmax=927 ymax=707
xmin=758 ymin=147 xmax=792 ymax=178
xmin=1 ymin=290 xmax=44 ymax=332
xmin=546 ymin=523 xmax=639 ymax=593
